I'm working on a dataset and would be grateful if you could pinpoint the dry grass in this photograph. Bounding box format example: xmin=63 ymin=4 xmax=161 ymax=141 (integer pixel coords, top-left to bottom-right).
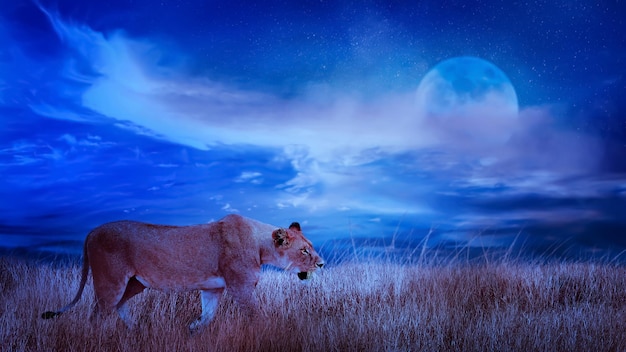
xmin=1 ymin=254 xmax=626 ymax=351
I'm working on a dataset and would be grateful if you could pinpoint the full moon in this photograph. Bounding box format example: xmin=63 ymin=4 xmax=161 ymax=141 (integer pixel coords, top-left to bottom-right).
xmin=416 ymin=56 xmax=519 ymax=119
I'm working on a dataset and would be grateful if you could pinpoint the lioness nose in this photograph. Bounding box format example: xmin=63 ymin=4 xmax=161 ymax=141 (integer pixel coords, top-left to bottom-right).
xmin=316 ymin=262 xmax=324 ymax=268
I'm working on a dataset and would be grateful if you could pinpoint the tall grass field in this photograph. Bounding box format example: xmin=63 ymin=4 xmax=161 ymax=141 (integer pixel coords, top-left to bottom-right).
xmin=2 ymin=251 xmax=626 ymax=351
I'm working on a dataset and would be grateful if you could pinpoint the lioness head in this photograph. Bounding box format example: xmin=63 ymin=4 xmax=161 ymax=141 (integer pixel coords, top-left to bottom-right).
xmin=272 ymin=222 xmax=324 ymax=280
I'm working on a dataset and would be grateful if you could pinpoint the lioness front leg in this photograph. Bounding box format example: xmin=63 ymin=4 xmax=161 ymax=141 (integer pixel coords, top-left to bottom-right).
xmin=229 ymin=284 xmax=260 ymax=320
xmin=189 ymin=289 xmax=223 ymax=332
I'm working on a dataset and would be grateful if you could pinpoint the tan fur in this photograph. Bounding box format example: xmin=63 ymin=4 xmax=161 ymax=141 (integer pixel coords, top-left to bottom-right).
xmin=41 ymin=214 xmax=324 ymax=330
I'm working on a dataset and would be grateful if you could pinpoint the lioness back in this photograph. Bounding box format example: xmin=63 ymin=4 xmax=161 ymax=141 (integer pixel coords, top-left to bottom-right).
xmin=87 ymin=215 xmax=259 ymax=290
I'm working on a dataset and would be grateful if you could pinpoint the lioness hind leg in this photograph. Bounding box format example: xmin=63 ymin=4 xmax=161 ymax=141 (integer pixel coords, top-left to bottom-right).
xmin=90 ymin=271 xmax=131 ymax=323
xmin=115 ymin=277 xmax=146 ymax=327
xmin=189 ymin=289 xmax=223 ymax=332
xmin=116 ymin=277 xmax=146 ymax=308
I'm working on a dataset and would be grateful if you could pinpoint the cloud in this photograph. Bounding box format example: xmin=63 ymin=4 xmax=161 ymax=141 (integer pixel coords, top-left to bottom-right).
xmin=59 ymin=134 xmax=112 ymax=148
xmin=235 ymin=172 xmax=263 ymax=184
xmin=0 ymin=140 xmax=65 ymax=166
xmin=35 ymin=8 xmax=430 ymax=153
xmin=29 ymin=103 xmax=93 ymax=123
xmin=221 ymin=203 xmax=239 ymax=213
xmin=30 ymin=7 xmax=605 ymax=219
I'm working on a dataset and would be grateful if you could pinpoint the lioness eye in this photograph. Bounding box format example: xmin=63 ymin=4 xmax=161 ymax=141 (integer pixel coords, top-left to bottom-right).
xmin=301 ymin=248 xmax=310 ymax=255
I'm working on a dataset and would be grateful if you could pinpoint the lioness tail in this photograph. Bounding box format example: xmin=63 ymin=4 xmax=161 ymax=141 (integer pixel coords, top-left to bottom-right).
xmin=41 ymin=240 xmax=90 ymax=319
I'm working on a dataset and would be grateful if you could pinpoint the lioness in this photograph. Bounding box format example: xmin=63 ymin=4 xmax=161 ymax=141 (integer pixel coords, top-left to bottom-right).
xmin=41 ymin=214 xmax=324 ymax=330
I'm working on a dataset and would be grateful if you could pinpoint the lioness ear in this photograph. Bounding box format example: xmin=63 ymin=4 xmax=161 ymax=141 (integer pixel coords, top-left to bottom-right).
xmin=272 ymin=228 xmax=291 ymax=247
xmin=289 ymin=222 xmax=301 ymax=232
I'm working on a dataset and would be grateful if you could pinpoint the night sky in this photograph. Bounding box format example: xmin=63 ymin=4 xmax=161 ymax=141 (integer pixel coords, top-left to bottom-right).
xmin=1 ymin=0 xmax=625 ymax=260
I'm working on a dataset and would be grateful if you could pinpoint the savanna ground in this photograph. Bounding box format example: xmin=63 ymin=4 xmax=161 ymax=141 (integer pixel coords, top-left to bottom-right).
xmin=2 ymin=248 xmax=626 ymax=352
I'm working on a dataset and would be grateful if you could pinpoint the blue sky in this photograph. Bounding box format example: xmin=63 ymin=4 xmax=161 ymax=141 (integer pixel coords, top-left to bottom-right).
xmin=1 ymin=0 xmax=625 ymax=259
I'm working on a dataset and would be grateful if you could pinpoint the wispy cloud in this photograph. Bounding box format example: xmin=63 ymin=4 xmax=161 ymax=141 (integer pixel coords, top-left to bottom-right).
xmin=0 ymin=140 xmax=63 ymax=166
xmin=59 ymin=134 xmax=114 ymax=149
xmin=235 ymin=172 xmax=263 ymax=184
